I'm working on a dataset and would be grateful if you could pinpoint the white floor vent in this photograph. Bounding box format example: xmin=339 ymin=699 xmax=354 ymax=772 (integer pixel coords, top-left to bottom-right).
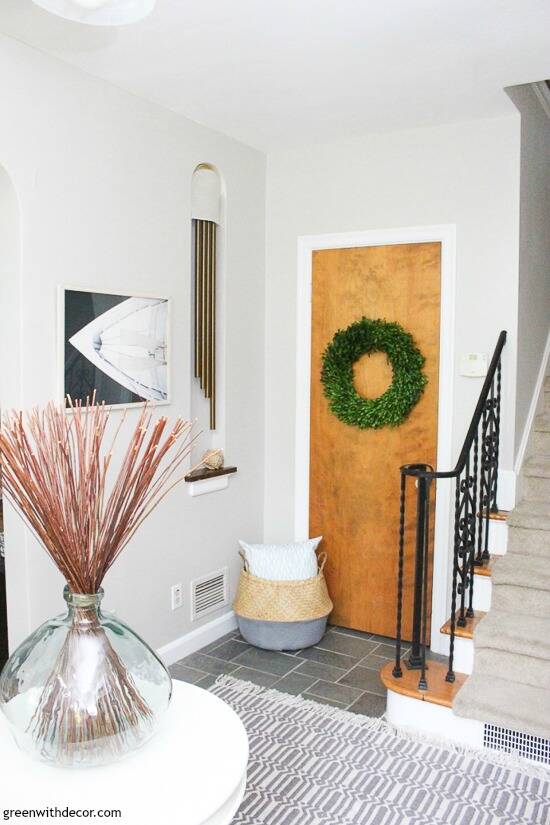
xmin=191 ymin=567 xmax=228 ymax=620
xmin=484 ymin=724 xmax=550 ymax=765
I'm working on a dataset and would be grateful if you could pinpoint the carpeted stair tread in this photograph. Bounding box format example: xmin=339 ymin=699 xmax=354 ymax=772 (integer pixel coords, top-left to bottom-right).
xmin=491 ymin=583 xmax=550 ymax=618
xmin=453 ymin=671 xmax=550 ymax=739
xmin=523 ymin=454 xmax=550 ymax=478
xmin=474 ymin=647 xmax=550 ymax=691
xmin=507 ymin=499 xmax=550 ymax=531
xmin=492 ymin=553 xmax=550 ymax=590
xmin=474 ymin=610 xmax=550 ymax=660
xmin=507 ymin=526 xmax=550 ymax=558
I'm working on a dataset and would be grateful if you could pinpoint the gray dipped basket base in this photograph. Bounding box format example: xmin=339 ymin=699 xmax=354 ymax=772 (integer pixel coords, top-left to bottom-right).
xmin=237 ymin=615 xmax=328 ymax=651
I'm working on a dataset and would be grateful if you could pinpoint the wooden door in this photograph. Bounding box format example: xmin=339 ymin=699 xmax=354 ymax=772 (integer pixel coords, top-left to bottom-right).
xmin=309 ymin=243 xmax=440 ymax=639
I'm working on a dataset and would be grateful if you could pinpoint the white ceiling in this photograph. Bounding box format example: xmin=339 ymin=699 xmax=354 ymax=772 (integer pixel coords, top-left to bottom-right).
xmin=1 ymin=0 xmax=550 ymax=150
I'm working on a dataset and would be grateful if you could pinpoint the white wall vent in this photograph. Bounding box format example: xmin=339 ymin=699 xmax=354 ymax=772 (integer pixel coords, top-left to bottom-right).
xmin=484 ymin=723 xmax=550 ymax=765
xmin=191 ymin=567 xmax=228 ymax=621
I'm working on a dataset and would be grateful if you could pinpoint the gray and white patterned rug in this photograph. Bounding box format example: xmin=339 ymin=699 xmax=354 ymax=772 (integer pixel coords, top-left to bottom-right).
xmin=210 ymin=676 xmax=550 ymax=825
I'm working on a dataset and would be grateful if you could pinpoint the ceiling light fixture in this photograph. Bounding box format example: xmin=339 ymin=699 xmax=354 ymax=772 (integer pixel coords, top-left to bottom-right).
xmin=32 ymin=0 xmax=156 ymax=26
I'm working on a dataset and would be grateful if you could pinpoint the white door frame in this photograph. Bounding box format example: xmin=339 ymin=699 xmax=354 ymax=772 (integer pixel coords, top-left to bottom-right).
xmin=294 ymin=225 xmax=456 ymax=654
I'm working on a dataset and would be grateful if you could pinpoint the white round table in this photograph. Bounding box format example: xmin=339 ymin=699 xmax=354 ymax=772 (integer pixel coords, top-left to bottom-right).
xmin=0 ymin=680 xmax=248 ymax=825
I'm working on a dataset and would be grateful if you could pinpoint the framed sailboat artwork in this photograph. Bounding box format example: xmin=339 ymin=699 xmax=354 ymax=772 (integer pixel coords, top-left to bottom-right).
xmin=59 ymin=287 xmax=170 ymax=409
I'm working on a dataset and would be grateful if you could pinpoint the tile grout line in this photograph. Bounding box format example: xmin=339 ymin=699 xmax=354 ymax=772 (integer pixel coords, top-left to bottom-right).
xmin=231 ymin=646 xmax=361 ymax=683
xmin=304 ymin=681 xmax=363 ymax=704
xmin=180 ymin=629 xmax=400 ymax=703
xmin=188 ymin=641 xmax=389 ymax=686
xmin=176 ymin=660 xmax=386 ymax=708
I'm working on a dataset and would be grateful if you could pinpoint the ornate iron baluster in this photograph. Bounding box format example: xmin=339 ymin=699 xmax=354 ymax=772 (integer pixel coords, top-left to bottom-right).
xmin=483 ymin=384 xmax=496 ymax=562
xmin=456 ymin=454 xmax=476 ymax=627
xmin=476 ymin=394 xmax=492 ymax=565
xmin=446 ymin=477 xmax=461 ymax=683
xmin=467 ymin=432 xmax=479 ymax=619
xmin=491 ymin=359 xmax=502 ymax=512
xmin=476 ymin=416 xmax=486 ymax=567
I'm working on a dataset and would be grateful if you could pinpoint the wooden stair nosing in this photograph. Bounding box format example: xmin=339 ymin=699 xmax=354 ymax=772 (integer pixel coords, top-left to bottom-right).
xmin=457 ymin=557 xmax=492 ymax=577
xmin=440 ymin=610 xmax=486 ymax=639
xmin=477 ymin=510 xmax=509 ymax=522
xmin=380 ymin=660 xmax=467 ymax=709
xmin=473 ymin=559 xmax=492 ymax=577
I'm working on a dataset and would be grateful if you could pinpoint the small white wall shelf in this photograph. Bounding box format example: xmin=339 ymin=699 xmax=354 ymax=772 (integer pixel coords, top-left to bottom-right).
xmin=185 ymin=466 xmax=237 ymax=497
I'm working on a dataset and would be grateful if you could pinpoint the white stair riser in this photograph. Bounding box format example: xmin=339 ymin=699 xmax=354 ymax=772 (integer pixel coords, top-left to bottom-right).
xmin=524 ymin=475 xmax=550 ymax=499
xmin=473 ymin=575 xmax=492 ymax=612
xmin=453 ymin=636 xmax=474 ymax=674
xmin=386 ymin=690 xmax=484 ymax=748
xmin=487 ymin=519 xmax=507 ymax=555
xmin=437 ymin=633 xmax=474 ymax=675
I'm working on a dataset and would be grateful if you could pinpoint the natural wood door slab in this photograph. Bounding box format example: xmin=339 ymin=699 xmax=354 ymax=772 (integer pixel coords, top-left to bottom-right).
xmin=309 ymin=243 xmax=441 ymax=638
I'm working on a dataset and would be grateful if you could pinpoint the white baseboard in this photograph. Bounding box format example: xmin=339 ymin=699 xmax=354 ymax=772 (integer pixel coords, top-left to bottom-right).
xmin=157 ymin=610 xmax=238 ymax=667
xmin=515 ymin=328 xmax=550 ymax=476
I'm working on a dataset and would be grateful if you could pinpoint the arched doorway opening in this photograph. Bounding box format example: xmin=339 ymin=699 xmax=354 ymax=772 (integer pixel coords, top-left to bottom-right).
xmin=0 ymin=165 xmax=21 ymax=665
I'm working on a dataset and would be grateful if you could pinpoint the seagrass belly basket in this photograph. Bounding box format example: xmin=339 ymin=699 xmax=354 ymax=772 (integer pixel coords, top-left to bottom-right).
xmin=233 ymin=554 xmax=333 ymax=651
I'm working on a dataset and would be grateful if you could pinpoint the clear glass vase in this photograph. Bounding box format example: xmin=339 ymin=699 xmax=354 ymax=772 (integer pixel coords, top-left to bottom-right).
xmin=0 ymin=587 xmax=172 ymax=767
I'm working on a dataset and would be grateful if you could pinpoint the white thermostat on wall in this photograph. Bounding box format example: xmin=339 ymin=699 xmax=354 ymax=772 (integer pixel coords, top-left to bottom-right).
xmin=460 ymin=352 xmax=488 ymax=377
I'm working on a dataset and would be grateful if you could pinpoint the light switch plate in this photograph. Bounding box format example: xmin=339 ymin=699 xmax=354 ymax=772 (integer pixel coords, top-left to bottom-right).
xmin=460 ymin=352 xmax=488 ymax=378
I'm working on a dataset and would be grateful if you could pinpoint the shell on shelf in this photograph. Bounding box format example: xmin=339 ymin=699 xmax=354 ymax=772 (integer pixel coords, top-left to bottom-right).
xmin=202 ymin=449 xmax=224 ymax=470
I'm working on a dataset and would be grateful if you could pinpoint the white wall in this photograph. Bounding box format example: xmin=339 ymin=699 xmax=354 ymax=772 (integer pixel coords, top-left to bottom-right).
xmin=506 ymin=84 xmax=550 ymax=458
xmin=264 ymin=115 xmax=520 ymax=541
xmin=0 ymin=34 xmax=266 ymax=651
xmin=0 ymin=30 xmax=525 ymax=652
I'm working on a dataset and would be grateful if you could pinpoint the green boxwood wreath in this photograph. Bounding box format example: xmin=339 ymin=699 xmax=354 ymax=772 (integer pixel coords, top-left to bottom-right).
xmin=321 ymin=317 xmax=427 ymax=429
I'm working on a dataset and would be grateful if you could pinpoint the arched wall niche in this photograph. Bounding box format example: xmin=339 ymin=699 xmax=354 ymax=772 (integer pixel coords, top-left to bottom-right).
xmin=0 ymin=164 xmax=28 ymax=655
xmin=191 ymin=163 xmax=222 ymax=225
xmin=190 ymin=163 xmax=226 ymax=458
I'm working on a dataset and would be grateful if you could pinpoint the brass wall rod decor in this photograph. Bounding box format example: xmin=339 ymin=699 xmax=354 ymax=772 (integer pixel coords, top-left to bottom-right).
xmin=194 ymin=218 xmax=217 ymax=429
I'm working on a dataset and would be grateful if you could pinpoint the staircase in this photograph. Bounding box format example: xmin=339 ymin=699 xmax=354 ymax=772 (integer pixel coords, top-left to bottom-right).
xmin=453 ymin=376 xmax=550 ymax=739
xmin=381 ymin=334 xmax=550 ymax=762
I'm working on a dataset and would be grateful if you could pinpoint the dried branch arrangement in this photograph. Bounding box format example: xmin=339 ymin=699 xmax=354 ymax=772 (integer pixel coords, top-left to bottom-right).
xmin=0 ymin=399 xmax=197 ymax=763
xmin=0 ymin=399 xmax=196 ymax=592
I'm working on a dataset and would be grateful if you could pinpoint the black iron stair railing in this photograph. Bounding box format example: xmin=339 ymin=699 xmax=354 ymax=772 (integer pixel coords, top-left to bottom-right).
xmin=392 ymin=330 xmax=506 ymax=690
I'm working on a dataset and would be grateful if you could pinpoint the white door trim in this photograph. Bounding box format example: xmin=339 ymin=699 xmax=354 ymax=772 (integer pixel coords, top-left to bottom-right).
xmin=294 ymin=225 xmax=456 ymax=653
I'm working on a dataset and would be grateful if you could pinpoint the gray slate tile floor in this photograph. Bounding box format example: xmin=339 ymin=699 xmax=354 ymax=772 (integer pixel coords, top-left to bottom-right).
xmin=169 ymin=625 xmax=414 ymax=715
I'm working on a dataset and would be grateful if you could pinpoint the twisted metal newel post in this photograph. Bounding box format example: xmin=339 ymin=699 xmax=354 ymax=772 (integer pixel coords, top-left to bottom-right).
xmin=393 ymin=471 xmax=406 ymax=679
xmin=418 ymin=476 xmax=431 ymax=691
